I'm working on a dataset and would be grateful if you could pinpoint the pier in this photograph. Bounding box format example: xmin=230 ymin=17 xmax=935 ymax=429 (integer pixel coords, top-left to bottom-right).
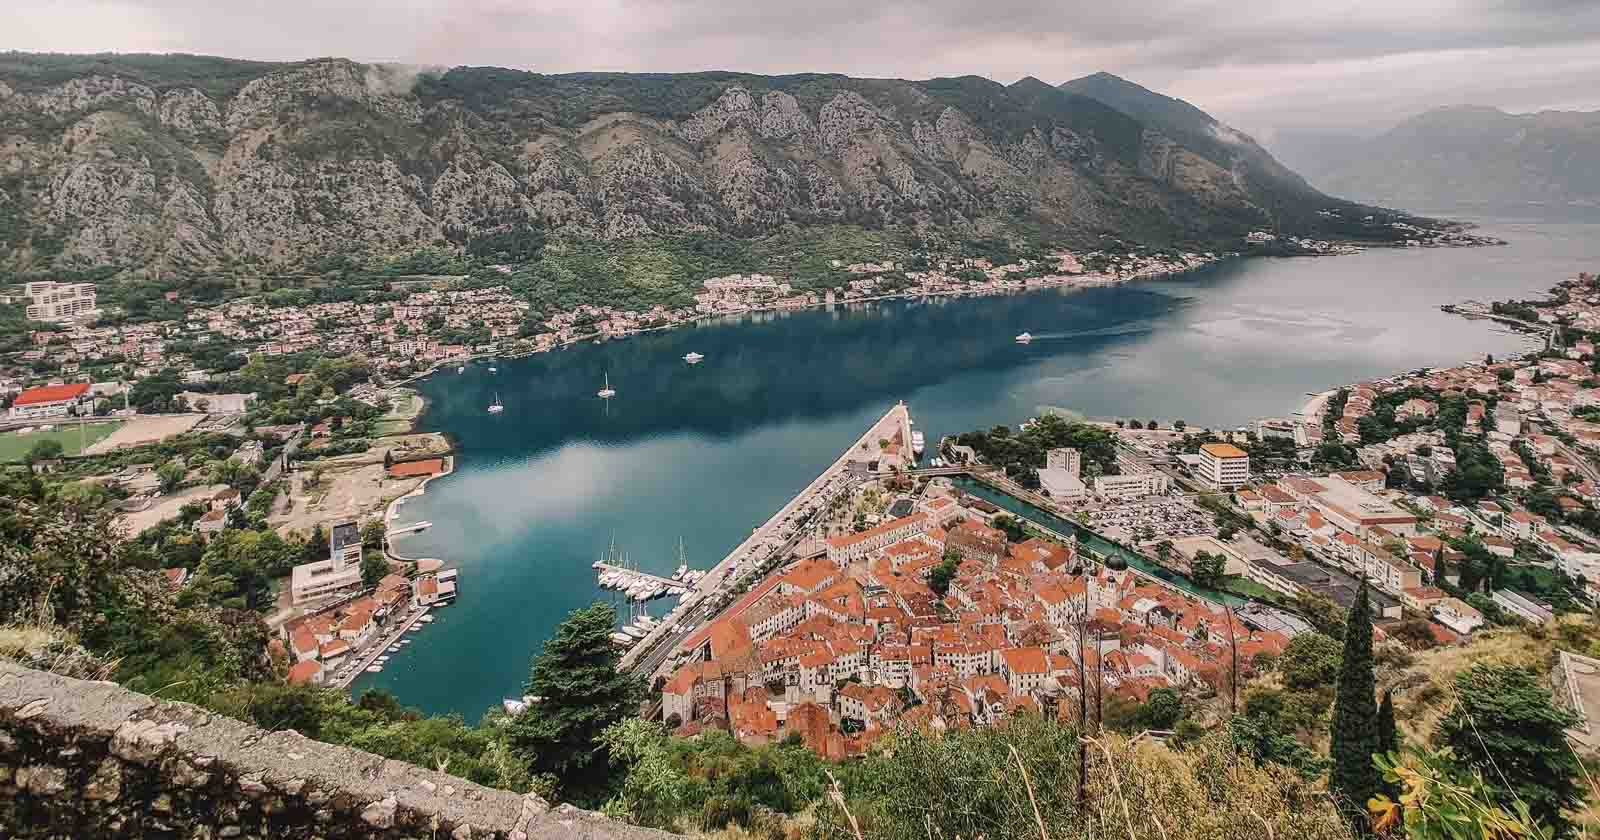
xmin=594 ymin=563 xmax=694 ymax=600
xmin=328 ymin=606 xmax=431 ymax=690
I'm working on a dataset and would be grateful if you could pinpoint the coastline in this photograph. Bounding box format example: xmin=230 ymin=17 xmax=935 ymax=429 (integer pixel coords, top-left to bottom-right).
xmin=391 ymin=254 xmax=1237 ymax=391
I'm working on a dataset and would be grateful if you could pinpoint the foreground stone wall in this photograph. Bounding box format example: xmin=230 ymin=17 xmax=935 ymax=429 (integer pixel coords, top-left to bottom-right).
xmin=0 ymin=662 xmax=673 ymax=839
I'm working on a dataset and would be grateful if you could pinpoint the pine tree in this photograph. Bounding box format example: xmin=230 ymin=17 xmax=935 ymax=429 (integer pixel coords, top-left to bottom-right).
xmin=1436 ymin=663 xmax=1583 ymax=836
xmin=506 ymin=603 xmax=643 ymax=804
xmin=1329 ymin=577 xmax=1380 ymax=825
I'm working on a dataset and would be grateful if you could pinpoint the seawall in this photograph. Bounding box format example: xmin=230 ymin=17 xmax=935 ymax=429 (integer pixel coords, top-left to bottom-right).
xmin=0 ymin=662 xmax=673 ymax=839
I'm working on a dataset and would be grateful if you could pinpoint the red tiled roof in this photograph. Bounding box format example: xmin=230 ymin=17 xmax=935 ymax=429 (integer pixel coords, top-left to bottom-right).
xmin=389 ymin=458 xmax=445 ymax=477
xmin=287 ymin=660 xmax=322 ymax=684
xmin=13 ymin=382 xmax=89 ymax=406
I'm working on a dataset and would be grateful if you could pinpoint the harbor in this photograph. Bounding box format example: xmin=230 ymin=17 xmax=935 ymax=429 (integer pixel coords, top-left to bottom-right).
xmin=617 ymin=402 xmax=912 ymax=679
xmin=349 ymin=224 xmax=1575 ymax=719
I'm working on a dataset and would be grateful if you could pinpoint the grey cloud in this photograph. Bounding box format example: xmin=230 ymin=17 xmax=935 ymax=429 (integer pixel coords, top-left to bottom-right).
xmin=9 ymin=0 xmax=1600 ymax=138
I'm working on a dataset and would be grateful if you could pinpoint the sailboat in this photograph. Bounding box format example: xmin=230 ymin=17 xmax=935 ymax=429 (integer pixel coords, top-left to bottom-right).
xmin=487 ymin=392 xmax=504 ymax=414
xmin=598 ymin=373 xmax=617 ymax=399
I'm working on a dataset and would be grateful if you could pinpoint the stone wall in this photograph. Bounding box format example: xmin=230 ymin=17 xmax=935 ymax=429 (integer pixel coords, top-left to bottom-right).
xmin=0 ymin=662 xmax=675 ymax=839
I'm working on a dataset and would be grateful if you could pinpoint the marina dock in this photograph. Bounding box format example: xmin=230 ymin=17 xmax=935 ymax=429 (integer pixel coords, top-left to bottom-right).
xmin=594 ymin=563 xmax=696 ymax=601
xmin=329 ymin=606 xmax=431 ymax=690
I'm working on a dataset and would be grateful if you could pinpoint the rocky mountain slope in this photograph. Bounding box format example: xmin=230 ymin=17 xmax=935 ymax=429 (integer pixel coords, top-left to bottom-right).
xmin=1293 ymin=105 xmax=1600 ymax=209
xmin=0 ymin=53 xmax=1409 ymax=278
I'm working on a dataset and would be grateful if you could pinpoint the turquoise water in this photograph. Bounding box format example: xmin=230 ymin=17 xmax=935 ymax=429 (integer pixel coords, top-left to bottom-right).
xmin=357 ymin=219 xmax=1597 ymax=721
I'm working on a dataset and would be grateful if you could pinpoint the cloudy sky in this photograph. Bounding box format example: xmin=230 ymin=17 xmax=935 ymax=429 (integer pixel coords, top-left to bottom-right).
xmin=12 ymin=0 xmax=1600 ymax=141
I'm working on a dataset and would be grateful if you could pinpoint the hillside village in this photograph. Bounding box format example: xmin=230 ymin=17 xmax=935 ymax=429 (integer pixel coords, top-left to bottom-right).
xmin=0 ymin=248 xmax=1218 ymax=405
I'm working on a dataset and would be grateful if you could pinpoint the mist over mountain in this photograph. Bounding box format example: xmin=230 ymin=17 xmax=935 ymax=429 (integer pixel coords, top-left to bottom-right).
xmin=1271 ymin=105 xmax=1600 ymax=210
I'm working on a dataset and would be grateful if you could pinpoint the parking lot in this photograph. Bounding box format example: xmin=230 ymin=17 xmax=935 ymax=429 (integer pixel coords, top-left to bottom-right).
xmin=1080 ymin=496 xmax=1217 ymax=544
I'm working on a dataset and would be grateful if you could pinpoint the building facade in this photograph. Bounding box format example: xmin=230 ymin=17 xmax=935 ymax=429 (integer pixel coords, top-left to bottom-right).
xmin=1197 ymin=443 xmax=1250 ymax=490
xmin=24 ymin=281 xmax=99 ymax=324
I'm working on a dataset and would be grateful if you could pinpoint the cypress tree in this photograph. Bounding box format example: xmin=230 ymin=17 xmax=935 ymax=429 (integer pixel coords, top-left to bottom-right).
xmin=1329 ymin=577 xmax=1380 ymax=825
xmin=1376 ymin=687 xmax=1401 ymax=799
xmin=1376 ymin=688 xmax=1399 ymax=758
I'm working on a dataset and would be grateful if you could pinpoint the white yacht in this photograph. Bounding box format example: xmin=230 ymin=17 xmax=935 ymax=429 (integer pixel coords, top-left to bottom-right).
xmin=683 ymin=352 xmax=705 ymax=364
xmin=912 ymin=430 xmax=926 ymax=455
xmin=488 ymin=366 xmax=498 ymax=373
xmin=598 ymin=373 xmax=617 ymax=399
xmin=1015 ymin=332 xmax=1034 ymax=343
xmin=487 ymin=393 xmax=504 ymax=414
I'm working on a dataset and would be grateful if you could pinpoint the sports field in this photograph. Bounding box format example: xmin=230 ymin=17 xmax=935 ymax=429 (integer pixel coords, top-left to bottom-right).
xmin=0 ymin=421 xmax=122 ymax=462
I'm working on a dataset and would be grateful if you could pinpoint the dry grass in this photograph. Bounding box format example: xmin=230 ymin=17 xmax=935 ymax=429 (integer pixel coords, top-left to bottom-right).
xmin=1392 ymin=615 xmax=1596 ymax=741
xmin=0 ymin=623 xmax=118 ymax=681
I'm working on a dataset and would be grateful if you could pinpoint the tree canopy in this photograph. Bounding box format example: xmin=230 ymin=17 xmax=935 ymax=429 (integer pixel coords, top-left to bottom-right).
xmin=1434 ymin=664 xmax=1583 ymax=836
xmin=505 ymin=603 xmax=643 ymax=804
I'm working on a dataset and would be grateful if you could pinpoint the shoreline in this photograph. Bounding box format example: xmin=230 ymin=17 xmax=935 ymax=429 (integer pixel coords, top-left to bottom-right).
xmin=392 ymin=255 xmax=1238 ymax=391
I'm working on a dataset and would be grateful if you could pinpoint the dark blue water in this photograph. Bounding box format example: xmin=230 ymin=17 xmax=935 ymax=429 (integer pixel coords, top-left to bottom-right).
xmin=357 ymin=219 xmax=1597 ymax=720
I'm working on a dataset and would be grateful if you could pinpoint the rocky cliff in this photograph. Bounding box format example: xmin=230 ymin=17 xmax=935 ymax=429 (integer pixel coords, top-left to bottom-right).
xmin=0 ymin=53 xmax=1398 ymax=279
xmin=0 ymin=661 xmax=672 ymax=839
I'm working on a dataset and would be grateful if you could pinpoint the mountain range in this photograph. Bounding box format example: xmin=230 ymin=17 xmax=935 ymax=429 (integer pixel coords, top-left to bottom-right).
xmin=1277 ymin=105 xmax=1600 ymax=210
xmin=0 ymin=53 xmax=1423 ymax=280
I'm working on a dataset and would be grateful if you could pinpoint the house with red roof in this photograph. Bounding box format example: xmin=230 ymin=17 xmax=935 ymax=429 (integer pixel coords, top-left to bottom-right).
xmin=287 ymin=659 xmax=324 ymax=685
xmin=8 ymin=382 xmax=91 ymax=420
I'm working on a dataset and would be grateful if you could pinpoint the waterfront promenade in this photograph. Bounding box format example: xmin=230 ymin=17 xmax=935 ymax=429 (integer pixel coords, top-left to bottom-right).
xmin=618 ymin=402 xmax=912 ymax=677
xmin=329 ymin=605 xmax=431 ymax=690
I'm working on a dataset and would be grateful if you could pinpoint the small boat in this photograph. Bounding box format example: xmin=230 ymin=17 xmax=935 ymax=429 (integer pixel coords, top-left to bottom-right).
xmin=457 ymin=366 xmax=465 ymax=373
xmin=598 ymin=373 xmax=616 ymax=399
xmin=488 ymin=366 xmax=498 ymax=373
xmin=366 ymin=665 xmax=383 ymax=673
xmin=912 ymin=430 xmax=926 ymax=455
xmin=421 ymin=615 xmax=435 ymax=623
xmin=684 ymin=352 xmax=704 ymax=364
xmin=377 ymin=656 xmax=390 ymax=663
xmin=673 ymin=564 xmax=687 ymax=580
xmin=1015 ymin=332 xmax=1034 ymax=343
xmin=610 ymin=632 xmax=636 ymax=647
xmin=488 ymin=392 xmax=504 ymax=414
xmin=621 ymin=625 xmax=647 ymax=640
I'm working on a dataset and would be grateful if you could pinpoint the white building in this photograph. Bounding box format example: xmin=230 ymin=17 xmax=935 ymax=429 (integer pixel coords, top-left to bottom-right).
xmin=7 ymin=382 xmax=91 ymax=420
xmin=1093 ymin=471 xmax=1170 ymax=501
xmin=1492 ymin=590 xmax=1553 ymax=626
xmin=1038 ymin=447 xmax=1087 ymax=500
xmin=1197 ymin=443 xmax=1250 ymax=490
xmin=23 ymin=281 xmax=99 ymax=324
xmin=290 ymin=520 xmax=364 ymax=605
